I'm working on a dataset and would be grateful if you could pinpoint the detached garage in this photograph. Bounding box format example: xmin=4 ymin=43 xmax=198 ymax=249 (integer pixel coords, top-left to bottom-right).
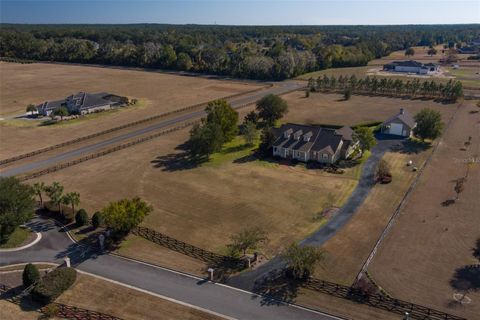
xmin=381 ymin=108 xmax=416 ymax=137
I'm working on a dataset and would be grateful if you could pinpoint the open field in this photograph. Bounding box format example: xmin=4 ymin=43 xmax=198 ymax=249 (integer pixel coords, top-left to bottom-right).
xmin=57 ymin=273 xmax=224 ymax=320
xmin=0 ymin=62 xmax=262 ymax=157
xmin=27 ymin=93 xmax=455 ymax=273
xmin=312 ymin=150 xmax=434 ymax=286
xmin=281 ymin=90 xmax=456 ymax=127
xmin=298 ymin=45 xmax=480 ymax=89
xmin=368 ymin=101 xmax=480 ymax=319
xmin=30 ymin=126 xmax=357 ymax=262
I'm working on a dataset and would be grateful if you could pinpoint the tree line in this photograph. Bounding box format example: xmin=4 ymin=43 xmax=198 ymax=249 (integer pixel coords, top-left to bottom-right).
xmin=308 ymin=75 xmax=463 ymax=102
xmin=1 ymin=24 xmax=478 ymax=80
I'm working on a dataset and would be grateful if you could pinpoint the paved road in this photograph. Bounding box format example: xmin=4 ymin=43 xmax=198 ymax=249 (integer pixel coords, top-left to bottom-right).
xmin=228 ymin=137 xmax=403 ymax=290
xmin=0 ymin=217 xmax=341 ymax=320
xmin=0 ymin=81 xmax=304 ymax=177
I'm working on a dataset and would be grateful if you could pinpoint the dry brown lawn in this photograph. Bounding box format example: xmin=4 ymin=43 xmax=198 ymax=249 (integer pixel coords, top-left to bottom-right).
xmin=282 ymin=90 xmax=455 ymax=127
xmin=117 ymin=235 xmax=208 ymax=277
xmin=0 ymin=62 xmax=260 ymax=157
xmin=313 ymin=151 xmax=433 ymax=286
xmin=57 ymin=273 xmax=224 ymax=320
xmin=369 ymin=100 xmax=480 ymax=319
xmin=0 ymin=300 xmax=41 ymax=320
xmin=296 ymin=289 xmax=400 ymax=320
xmin=31 ymin=126 xmax=356 ymax=264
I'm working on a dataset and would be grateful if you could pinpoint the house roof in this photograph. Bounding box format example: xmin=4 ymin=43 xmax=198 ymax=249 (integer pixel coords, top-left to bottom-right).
xmin=383 ymin=108 xmax=416 ymax=129
xmin=384 ymin=60 xmax=438 ymax=69
xmin=37 ymin=92 xmax=116 ymax=112
xmin=273 ymin=123 xmax=353 ymax=155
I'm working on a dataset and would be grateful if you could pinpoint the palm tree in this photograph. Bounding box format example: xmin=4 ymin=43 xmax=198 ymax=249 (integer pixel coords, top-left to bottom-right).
xmin=46 ymin=182 xmax=64 ymax=214
xmin=61 ymin=196 xmax=70 ymax=216
xmin=64 ymin=192 xmax=80 ymax=215
xmin=32 ymin=182 xmax=46 ymax=208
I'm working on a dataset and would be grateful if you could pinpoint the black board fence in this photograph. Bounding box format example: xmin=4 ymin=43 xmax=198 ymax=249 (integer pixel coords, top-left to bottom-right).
xmin=302 ymin=277 xmax=466 ymax=320
xmin=0 ymin=84 xmax=271 ymax=166
xmin=0 ymin=283 xmax=122 ymax=320
xmin=132 ymin=226 xmax=246 ymax=270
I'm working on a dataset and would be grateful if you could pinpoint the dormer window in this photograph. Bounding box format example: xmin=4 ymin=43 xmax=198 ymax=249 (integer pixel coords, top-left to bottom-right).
xmin=303 ymin=131 xmax=313 ymax=142
xmin=284 ymin=128 xmax=293 ymax=139
xmin=293 ymin=130 xmax=303 ymax=140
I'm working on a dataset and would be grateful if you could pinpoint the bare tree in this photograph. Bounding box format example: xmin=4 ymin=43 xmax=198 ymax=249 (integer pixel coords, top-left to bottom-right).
xmin=454 ymin=177 xmax=466 ymax=200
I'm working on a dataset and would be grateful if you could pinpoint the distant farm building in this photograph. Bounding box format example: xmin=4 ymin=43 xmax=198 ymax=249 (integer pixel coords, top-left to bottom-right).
xmin=381 ymin=108 xmax=416 ymax=137
xmin=272 ymin=123 xmax=359 ymax=164
xmin=37 ymin=92 xmax=128 ymax=116
xmin=383 ymin=60 xmax=439 ymax=75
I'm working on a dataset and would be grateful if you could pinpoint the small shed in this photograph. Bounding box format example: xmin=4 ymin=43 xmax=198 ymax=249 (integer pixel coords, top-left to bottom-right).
xmin=381 ymin=108 xmax=416 ymax=137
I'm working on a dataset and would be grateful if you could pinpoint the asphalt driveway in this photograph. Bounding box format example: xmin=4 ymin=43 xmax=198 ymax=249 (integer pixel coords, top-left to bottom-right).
xmin=228 ymin=137 xmax=403 ymax=290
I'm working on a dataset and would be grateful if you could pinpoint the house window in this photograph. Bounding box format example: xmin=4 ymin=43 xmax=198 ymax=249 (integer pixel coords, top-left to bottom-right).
xmin=323 ymin=154 xmax=329 ymax=159
xmin=273 ymin=147 xmax=277 ymax=152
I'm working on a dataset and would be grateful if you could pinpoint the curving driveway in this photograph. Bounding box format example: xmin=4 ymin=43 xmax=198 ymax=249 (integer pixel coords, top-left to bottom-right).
xmin=0 ymin=217 xmax=341 ymax=320
xmin=228 ymin=137 xmax=403 ymax=290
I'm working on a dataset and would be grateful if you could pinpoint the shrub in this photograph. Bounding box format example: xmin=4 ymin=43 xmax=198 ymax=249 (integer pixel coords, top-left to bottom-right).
xmin=23 ymin=263 xmax=40 ymax=288
xmin=43 ymin=303 xmax=60 ymax=318
xmin=91 ymin=211 xmax=104 ymax=229
xmin=375 ymin=159 xmax=392 ymax=183
xmin=75 ymin=209 xmax=89 ymax=226
xmin=32 ymin=267 xmax=77 ymax=304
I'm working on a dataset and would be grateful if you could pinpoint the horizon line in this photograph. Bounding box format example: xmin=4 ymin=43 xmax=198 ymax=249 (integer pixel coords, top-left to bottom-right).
xmin=2 ymin=22 xmax=480 ymax=26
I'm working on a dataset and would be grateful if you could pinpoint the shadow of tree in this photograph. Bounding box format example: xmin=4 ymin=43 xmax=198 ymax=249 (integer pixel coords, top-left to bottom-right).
xmin=450 ymin=265 xmax=480 ymax=293
xmin=250 ymin=269 xmax=300 ymax=306
xmin=54 ymin=231 xmax=108 ymax=266
xmin=25 ymin=218 xmax=55 ymax=233
xmin=473 ymin=238 xmax=480 ymax=261
xmin=441 ymin=199 xmax=456 ymax=207
xmin=150 ymin=142 xmax=206 ymax=172
xmin=151 ymin=152 xmax=205 ymax=171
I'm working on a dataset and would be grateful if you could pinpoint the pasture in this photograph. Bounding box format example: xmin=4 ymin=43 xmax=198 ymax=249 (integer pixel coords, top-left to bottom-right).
xmin=28 ymin=90 xmax=458 ymax=276
xmin=0 ymin=62 xmax=261 ymax=157
xmin=281 ymin=90 xmax=455 ymax=126
xmin=31 ymin=126 xmax=357 ymax=264
xmin=369 ymin=100 xmax=480 ymax=320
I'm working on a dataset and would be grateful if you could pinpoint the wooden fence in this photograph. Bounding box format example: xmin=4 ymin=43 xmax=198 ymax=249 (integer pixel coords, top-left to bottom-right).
xmin=17 ymin=120 xmax=199 ymax=181
xmin=301 ymin=277 xmax=466 ymax=320
xmin=0 ymin=85 xmax=270 ymax=166
xmin=0 ymin=283 xmax=122 ymax=320
xmin=132 ymin=226 xmax=246 ymax=270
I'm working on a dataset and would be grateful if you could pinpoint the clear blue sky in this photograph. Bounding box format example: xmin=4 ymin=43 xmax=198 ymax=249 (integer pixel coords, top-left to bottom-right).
xmin=1 ymin=0 xmax=479 ymax=25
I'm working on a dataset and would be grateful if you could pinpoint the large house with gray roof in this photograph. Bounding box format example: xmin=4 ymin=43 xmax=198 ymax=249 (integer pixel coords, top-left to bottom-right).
xmin=383 ymin=60 xmax=439 ymax=75
xmin=37 ymin=92 xmax=125 ymax=116
xmin=272 ymin=124 xmax=358 ymax=164
xmin=381 ymin=108 xmax=416 ymax=137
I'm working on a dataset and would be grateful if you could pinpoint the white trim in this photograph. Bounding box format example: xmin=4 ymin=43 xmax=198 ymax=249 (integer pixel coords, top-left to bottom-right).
xmin=108 ymin=254 xmax=345 ymax=319
xmin=75 ymin=269 xmax=238 ymax=320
